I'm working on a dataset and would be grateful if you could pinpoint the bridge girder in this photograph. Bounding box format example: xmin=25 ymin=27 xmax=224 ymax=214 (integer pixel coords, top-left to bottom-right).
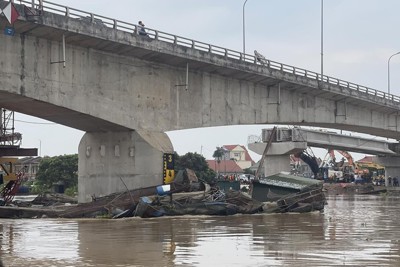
xmin=261 ymin=127 xmax=396 ymax=156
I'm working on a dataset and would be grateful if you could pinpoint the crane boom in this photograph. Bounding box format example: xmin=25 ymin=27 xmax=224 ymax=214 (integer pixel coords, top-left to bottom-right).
xmin=255 ymin=126 xmax=277 ymax=178
xmin=337 ymin=150 xmax=354 ymax=166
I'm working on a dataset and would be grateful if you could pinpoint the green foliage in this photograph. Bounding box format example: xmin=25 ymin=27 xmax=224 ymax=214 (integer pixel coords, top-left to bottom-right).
xmin=24 ymin=180 xmax=48 ymax=194
xmin=174 ymin=152 xmax=216 ymax=183
xmin=212 ymin=147 xmax=224 ymax=163
xmin=64 ymin=185 xmax=78 ymax=197
xmin=35 ymin=154 xmax=78 ymax=191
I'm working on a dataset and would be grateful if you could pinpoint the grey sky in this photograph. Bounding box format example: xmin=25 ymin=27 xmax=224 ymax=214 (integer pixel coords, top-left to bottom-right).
xmin=13 ymin=0 xmax=400 ymax=161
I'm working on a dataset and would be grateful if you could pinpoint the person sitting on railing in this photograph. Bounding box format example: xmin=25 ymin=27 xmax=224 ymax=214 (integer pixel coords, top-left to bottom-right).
xmin=254 ymin=50 xmax=269 ymax=66
xmin=138 ymin=21 xmax=148 ymax=36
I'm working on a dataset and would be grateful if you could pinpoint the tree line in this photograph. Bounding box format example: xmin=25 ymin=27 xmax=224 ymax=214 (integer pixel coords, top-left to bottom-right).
xmin=29 ymin=152 xmax=217 ymax=196
xmin=28 ymin=148 xmax=254 ymax=195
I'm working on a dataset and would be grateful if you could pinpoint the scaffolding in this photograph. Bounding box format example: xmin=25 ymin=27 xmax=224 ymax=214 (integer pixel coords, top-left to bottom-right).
xmin=0 ymin=109 xmax=22 ymax=147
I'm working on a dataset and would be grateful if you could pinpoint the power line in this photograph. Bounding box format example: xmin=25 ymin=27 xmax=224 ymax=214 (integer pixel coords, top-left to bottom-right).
xmin=15 ymin=119 xmax=56 ymax=125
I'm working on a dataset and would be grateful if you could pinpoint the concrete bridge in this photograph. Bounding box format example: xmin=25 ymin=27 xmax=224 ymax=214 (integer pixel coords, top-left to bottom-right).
xmin=1 ymin=0 xmax=400 ymax=202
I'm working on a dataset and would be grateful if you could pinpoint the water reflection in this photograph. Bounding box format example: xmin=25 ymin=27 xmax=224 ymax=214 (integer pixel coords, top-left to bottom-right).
xmin=0 ymin=195 xmax=400 ymax=266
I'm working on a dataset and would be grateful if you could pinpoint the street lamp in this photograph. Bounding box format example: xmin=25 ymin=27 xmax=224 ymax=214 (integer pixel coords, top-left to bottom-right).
xmin=38 ymin=139 xmax=41 ymax=157
xmin=243 ymin=0 xmax=249 ymax=55
xmin=320 ymin=0 xmax=324 ymax=80
xmin=388 ymin=52 xmax=400 ymax=95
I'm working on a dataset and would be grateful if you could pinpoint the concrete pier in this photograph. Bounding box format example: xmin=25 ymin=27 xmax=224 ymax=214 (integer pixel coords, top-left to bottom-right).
xmin=78 ymin=130 xmax=173 ymax=202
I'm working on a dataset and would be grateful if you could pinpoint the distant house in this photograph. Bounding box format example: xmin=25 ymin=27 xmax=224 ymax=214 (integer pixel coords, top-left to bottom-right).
xmin=207 ymin=144 xmax=255 ymax=175
xmin=15 ymin=156 xmax=41 ymax=181
xmin=220 ymin=145 xmax=255 ymax=169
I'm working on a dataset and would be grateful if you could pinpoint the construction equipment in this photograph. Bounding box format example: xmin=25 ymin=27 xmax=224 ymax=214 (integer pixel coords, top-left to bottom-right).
xmin=293 ymin=149 xmax=320 ymax=179
xmin=0 ymin=157 xmax=26 ymax=205
xmin=0 ymin=108 xmax=37 ymax=205
xmin=0 ymin=109 xmax=22 ymax=146
xmin=0 ymin=157 xmax=17 ymax=182
xmin=0 ymin=108 xmax=37 ymax=157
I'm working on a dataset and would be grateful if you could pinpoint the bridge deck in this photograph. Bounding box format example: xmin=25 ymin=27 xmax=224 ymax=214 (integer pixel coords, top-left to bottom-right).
xmin=0 ymin=0 xmax=399 ymax=136
xmin=5 ymin=0 xmax=400 ymax=116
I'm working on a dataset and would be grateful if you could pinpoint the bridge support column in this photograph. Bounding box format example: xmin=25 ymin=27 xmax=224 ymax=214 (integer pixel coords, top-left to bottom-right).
xmin=374 ymin=156 xmax=400 ymax=186
xmin=249 ymin=142 xmax=307 ymax=177
xmin=78 ymin=130 xmax=173 ymax=203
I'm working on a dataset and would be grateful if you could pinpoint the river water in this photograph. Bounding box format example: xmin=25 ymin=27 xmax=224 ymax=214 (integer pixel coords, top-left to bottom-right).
xmin=0 ymin=194 xmax=400 ymax=267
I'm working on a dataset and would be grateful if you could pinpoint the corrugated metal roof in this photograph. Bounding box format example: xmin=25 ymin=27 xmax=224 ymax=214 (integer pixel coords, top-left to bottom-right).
xmin=258 ymin=172 xmax=322 ymax=190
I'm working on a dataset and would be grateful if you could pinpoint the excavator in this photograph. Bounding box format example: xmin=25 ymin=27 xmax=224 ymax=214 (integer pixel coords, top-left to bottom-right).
xmin=293 ymin=149 xmax=320 ymax=179
xmin=324 ymin=150 xmax=356 ymax=181
xmin=294 ymin=149 xmax=357 ymax=181
xmin=336 ymin=150 xmax=354 ymax=169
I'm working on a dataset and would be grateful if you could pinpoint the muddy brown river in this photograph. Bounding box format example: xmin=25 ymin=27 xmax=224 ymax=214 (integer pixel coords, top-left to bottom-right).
xmin=0 ymin=194 xmax=400 ymax=266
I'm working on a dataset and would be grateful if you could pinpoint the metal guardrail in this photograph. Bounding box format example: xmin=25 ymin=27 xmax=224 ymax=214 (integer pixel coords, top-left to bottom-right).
xmin=17 ymin=0 xmax=400 ymax=104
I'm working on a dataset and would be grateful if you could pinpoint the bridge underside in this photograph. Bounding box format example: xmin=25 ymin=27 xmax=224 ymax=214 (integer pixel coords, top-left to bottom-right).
xmin=0 ymin=92 xmax=129 ymax=132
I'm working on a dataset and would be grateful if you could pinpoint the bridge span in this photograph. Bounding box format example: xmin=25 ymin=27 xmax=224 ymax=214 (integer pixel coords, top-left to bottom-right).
xmin=1 ymin=0 xmax=400 ymax=201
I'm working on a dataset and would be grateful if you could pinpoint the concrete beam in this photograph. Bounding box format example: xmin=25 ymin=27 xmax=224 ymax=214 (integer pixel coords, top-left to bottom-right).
xmin=0 ymin=146 xmax=38 ymax=156
xmin=262 ymin=128 xmax=396 ymax=155
xmin=248 ymin=141 xmax=308 ymax=156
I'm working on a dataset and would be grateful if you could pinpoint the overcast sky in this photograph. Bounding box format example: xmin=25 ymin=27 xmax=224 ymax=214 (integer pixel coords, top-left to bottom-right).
xmin=12 ymin=0 xmax=400 ymax=161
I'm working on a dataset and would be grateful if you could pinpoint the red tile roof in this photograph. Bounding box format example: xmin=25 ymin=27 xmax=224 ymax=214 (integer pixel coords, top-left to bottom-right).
xmin=207 ymin=160 xmax=243 ymax=173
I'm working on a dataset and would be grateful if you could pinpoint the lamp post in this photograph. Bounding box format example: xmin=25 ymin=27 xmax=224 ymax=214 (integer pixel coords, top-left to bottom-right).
xmin=243 ymin=0 xmax=249 ymax=55
xmin=388 ymin=52 xmax=400 ymax=95
xmin=320 ymin=0 xmax=324 ymax=80
xmin=38 ymin=139 xmax=42 ymax=157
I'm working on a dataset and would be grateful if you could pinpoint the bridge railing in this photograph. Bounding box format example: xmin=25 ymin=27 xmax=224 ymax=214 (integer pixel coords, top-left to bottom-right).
xmin=19 ymin=0 xmax=400 ymax=104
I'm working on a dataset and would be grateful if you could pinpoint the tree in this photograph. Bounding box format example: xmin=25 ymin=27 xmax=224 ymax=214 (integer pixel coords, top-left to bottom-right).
xmin=174 ymin=152 xmax=216 ymax=183
xmin=212 ymin=147 xmax=225 ymax=174
xmin=35 ymin=154 xmax=78 ymax=191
